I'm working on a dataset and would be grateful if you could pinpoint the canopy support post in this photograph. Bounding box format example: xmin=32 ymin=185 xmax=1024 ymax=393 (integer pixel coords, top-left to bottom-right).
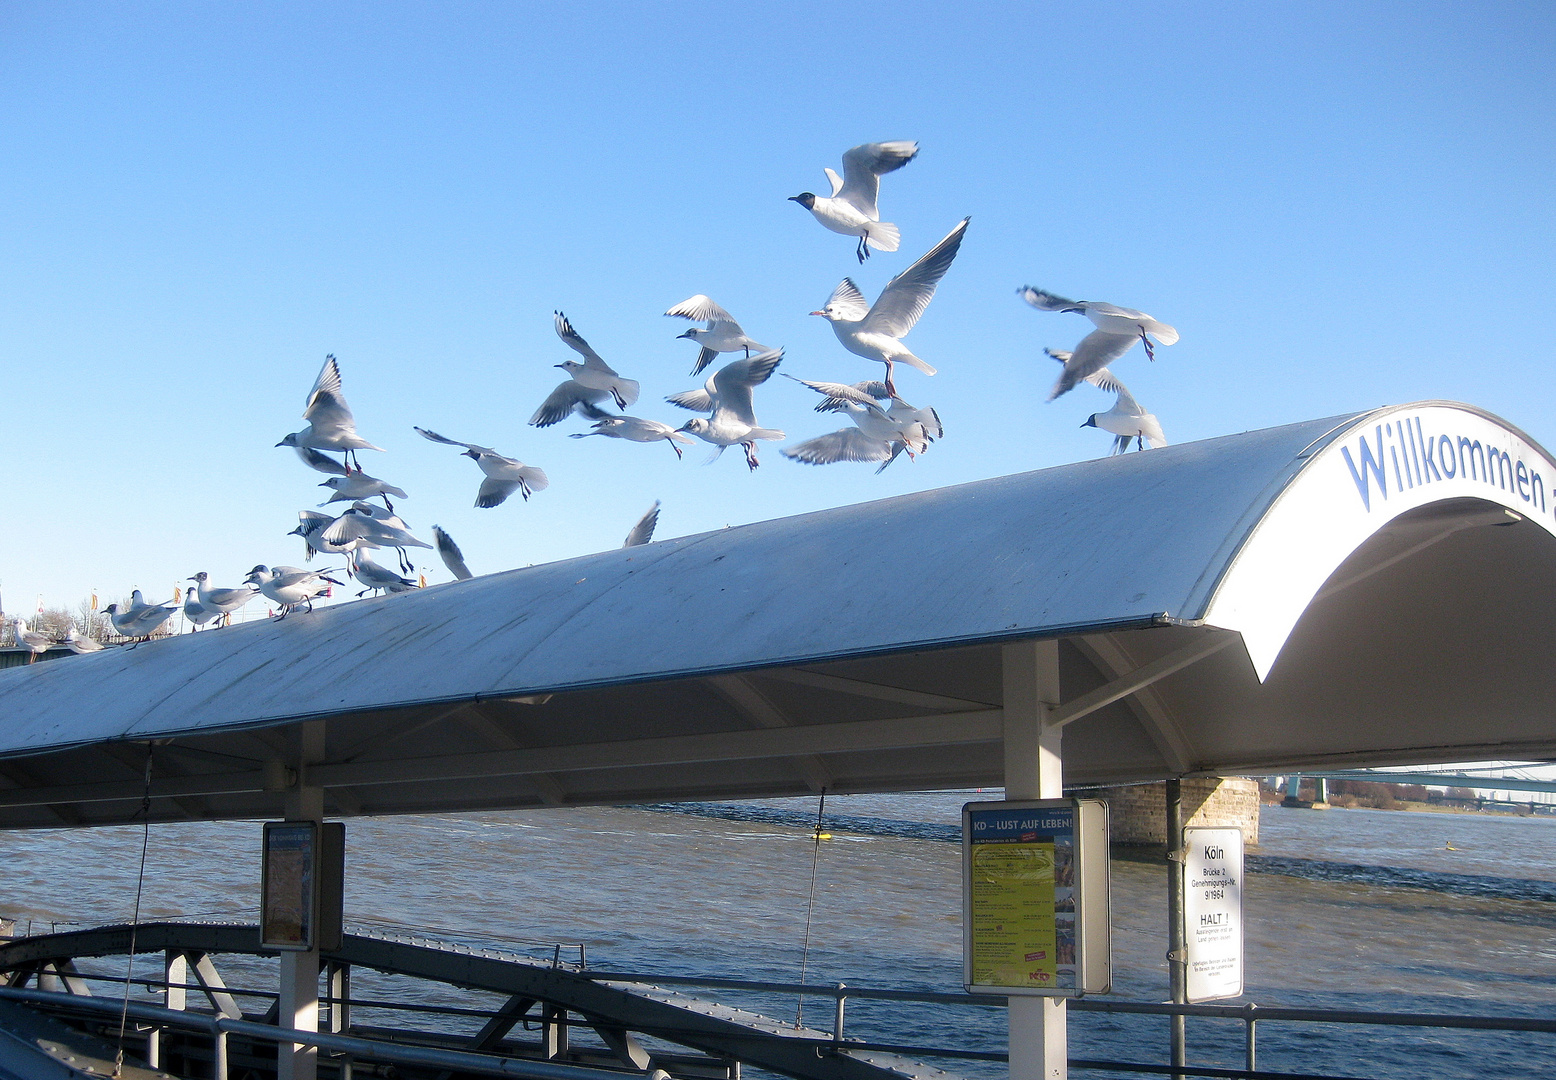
xmin=278 ymin=721 xmax=326 ymax=1080
xmin=1003 ymin=639 xmax=1066 ymax=1080
xmin=1167 ymin=778 xmax=1186 ymax=1078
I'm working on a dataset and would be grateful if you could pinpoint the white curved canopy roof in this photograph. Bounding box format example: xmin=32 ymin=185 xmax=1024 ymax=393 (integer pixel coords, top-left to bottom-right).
xmin=0 ymin=401 xmax=1551 ymax=828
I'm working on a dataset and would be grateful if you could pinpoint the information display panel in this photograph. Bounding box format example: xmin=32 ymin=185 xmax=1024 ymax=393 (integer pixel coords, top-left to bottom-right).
xmin=1183 ymin=826 xmax=1244 ymax=1002
xmin=962 ymin=799 xmax=1110 ymax=997
xmin=261 ymin=821 xmax=345 ymax=952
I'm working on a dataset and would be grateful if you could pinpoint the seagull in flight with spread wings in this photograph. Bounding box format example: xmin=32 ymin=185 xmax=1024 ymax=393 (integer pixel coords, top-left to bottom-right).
xmin=666 ymin=349 xmax=785 ymax=470
xmin=789 ymin=141 xmax=919 ymax=262
xmin=275 ymin=355 xmax=384 ymax=470
xmin=1019 ymin=287 xmax=1178 ymax=400
xmin=416 ymin=426 xmax=550 ymax=507
xmin=432 ymin=525 xmax=473 ymax=581
xmin=664 ymin=295 xmax=770 ymax=375
xmin=811 ymin=218 xmax=969 ymax=397
xmin=782 ymin=377 xmax=942 ymax=473
xmin=530 ymin=312 xmax=640 ymax=427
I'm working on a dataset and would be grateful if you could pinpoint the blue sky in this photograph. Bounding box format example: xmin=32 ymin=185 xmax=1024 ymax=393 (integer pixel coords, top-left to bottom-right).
xmin=1 ymin=2 xmax=1553 ymax=614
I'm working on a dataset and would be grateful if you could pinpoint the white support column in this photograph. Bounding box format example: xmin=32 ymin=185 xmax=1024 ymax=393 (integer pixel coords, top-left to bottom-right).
xmin=1002 ymin=640 xmax=1067 ymax=1080
xmin=278 ymin=722 xmax=326 ymax=1080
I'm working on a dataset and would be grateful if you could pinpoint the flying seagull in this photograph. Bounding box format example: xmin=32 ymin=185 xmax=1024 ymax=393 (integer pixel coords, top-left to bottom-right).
xmin=415 ymin=427 xmax=549 ymax=508
xmin=276 ymin=355 xmax=384 ymax=470
xmin=1020 ymin=287 xmax=1178 ymax=400
xmin=783 ymin=377 xmax=941 ymax=473
xmin=666 ymin=349 xmax=786 ymax=470
xmin=789 ymin=141 xmax=919 ymax=262
xmin=664 ymin=295 xmax=770 ymax=375
xmin=530 ymin=312 xmax=640 ymax=427
xmin=810 ymin=218 xmax=969 ymax=397
xmin=432 ymin=525 xmax=473 ymax=581
xmin=623 ymin=501 xmax=660 ymax=548
xmin=291 ymin=510 xmax=363 ymax=561
xmin=319 ymin=501 xmax=433 ymax=570
xmin=570 ymin=408 xmax=694 ymax=459
xmin=319 ymin=472 xmax=408 ymax=511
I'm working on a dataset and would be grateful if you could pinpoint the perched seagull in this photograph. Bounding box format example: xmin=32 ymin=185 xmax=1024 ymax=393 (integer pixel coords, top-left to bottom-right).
xmin=530 ymin=312 xmax=640 ymax=427
xmin=319 ymin=472 xmax=407 ymax=510
xmin=415 ymin=427 xmax=550 ymax=508
xmin=783 ymin=377 xmax=941 ymax=473
xmin=569 ymin=408 xmax=694 ymax=459
xmin=291 ymin=510 xmax=363 ymax=561
xmin=810 ymin=218 xmax=969 ymax=396
xmin=320 ymin=501 xmax=433 ymax=570
xmin=664 ymin=295 xmax=770 ymax=375
xmin=351 ymin=549 xmax=419 ymax=596
xmin=292 ymin=444 xmax=352 ymax=477
xmin=245 ymin=565 xmax=342 ymax=617
xmin=432 ymin=525 xmax=473 ymax=581
xmin=666 ymin=349 xmax=786 ymax=470
xmin=182 ymin=587 xmax=221 ymax=632
xmin=276 ymin=355 xmax=385 ymax=470
xmin=1048 ymin=352 xmax=1167 ymax=454
xmin=12 ymin=619 xmax=52 ymax=663
xmin=623 ymin=501 xmax=660 ymax=548
xmin=63 ymin=628 xmax=104 ymax=654
xmin=105 ymin=592 xmax=177 ymax=641
xmin=789 ymin=141 xmax=919 ymax=262
xmin=188 ymin=571 xmax=260 ymax=626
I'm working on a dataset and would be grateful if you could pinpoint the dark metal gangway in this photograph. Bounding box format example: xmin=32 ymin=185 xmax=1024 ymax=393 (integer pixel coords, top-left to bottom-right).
xmin=0 ymin=922 xmax=969 ymax=1080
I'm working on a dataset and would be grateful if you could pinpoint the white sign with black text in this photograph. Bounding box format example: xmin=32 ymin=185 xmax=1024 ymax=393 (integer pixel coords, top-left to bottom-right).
xmin=1183 ymin=826 xmax=1243 ymax=1002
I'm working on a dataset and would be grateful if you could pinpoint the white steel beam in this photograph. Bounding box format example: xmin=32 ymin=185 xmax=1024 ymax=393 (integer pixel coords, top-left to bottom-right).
xmin=1047 ymin=634 xmax=1236 ymax=730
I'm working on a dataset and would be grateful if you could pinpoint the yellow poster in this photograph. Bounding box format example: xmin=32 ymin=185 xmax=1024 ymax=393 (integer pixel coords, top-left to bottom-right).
xmin=964 ymin=804 xmax=1078 ymax=992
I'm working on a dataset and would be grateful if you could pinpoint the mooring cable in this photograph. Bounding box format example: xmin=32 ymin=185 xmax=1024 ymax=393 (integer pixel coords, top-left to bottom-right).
xmin=794 ymin=788 xmax=827 ymax=1029
xmin=112 ymin=747 xmax=154 ymax=1078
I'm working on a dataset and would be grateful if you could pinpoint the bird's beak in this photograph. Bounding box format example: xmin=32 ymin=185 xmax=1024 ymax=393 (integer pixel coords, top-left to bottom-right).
xmin=788 ymin=195 xmax=803 ymax=203
xmin=676 ymin=330 xmax=693 ymax=339
xmin=554 ymin=363 xmax=567 ymax=369
xmin=675 ymin=421 xmax=693 ymax=432
xmin=1081 ymin=417 xmax=1097 ymax=428
xmin=274 ymin=439 xmax=287 ymax=447
xmin=808 ymin=310 xmax=826 ymax=317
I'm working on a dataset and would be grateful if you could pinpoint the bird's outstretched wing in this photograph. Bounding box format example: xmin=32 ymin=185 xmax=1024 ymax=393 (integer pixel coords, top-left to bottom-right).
xmin=476 ymin=478 xmax=523 ymax=508
xmin=294 ymin=444 xmax=350 ymax=476
xmin=302 ymin=354 xmax=356 ymax=432
xmin=837 ymin=141 xmax=918 ymax=218
xmin=1045 ymin=348 xmax=1123 ymax=393
xmin=822 ymin=278 xmax=871 ymax=322
xmin=415 ymin=426 xmax=495 ymax=453
xmin=862 ymin=218 xmax=970 ymax=338
xmin=783 ymin=427 xmax=893 ymax=466
xmin=666 ymin=388 xmax=714 ymax=413
xmin=784 ymin=374 xmax=886 ymax=412
xmin=710 ymin=348 xmax=784 ymax=428
xmin=1049 ymin=329 xmax=1139 ymax=401
xmin=665 ymin=295 xmax=733 ymax=325
xmin=531 ymin=381 xmax=607 ymax=427
xmin=553 ymin=311 xmax=611 ymax=370
xmin=1019 ymin=286 xmax=1083 ymax=314
xmin=622 ymin=501 xmax=660 ymax=548
xmin=432 ymin=525 xmax=473 ymax=580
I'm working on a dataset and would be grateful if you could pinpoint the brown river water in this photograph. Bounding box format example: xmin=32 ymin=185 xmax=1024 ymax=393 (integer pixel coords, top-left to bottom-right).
xmin=2 ymin=795 xmax=1554 ymax=1079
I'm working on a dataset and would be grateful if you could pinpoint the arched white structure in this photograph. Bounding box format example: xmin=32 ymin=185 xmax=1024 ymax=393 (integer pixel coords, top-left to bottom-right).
xmin=1206 ymin=403 xmax=1556 ymax=677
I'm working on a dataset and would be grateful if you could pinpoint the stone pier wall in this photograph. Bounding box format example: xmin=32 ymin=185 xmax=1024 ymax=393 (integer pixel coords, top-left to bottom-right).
xmin=1076 ymin=777 xmax=1261 ymax=846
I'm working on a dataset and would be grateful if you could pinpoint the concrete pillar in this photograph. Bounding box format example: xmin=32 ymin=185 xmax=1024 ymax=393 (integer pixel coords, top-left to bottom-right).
xmin=278 ymin=721 xmax=326 ymax=1080
xmin=1002 ymin=640 xmax=1066 ymax=1080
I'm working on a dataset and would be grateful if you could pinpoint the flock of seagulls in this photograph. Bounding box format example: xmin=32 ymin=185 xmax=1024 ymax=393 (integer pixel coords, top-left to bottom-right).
xmin=8 ymin=139 xmax=1179 ymax=655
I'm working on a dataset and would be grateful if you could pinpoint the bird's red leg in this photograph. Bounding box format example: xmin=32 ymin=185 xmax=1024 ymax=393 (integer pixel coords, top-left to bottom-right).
xmin=1140 ymin=330 xmax=1155 ymax=361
